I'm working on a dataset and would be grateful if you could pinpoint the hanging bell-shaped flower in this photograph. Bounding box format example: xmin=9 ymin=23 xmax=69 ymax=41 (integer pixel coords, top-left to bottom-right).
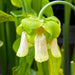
xmin=35 ymin=33 xmax=49 ymax=63
xmin=16 ymin=31 xmax=28 ymax=57
xmin=50 ymin=38 xmax=61 ymax=57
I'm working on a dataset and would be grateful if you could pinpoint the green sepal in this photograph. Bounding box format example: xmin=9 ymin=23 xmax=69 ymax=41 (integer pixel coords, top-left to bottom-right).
xmin=11 ymin=0 xmax=21 ymax=7
xmin=21 ymin=17 xmax=42 ymax=34
xmin=16 ymin=24 xmax=24 ymax=35
xmin=43 ymin=16 xmax=61 ymax=38
xmin=45 ymin=16 xmax=61 ymax=26
xmin=26 ymin=34 xmax=35 ymax=44
xmin=0 ymin=10 xmax=14 ymax=23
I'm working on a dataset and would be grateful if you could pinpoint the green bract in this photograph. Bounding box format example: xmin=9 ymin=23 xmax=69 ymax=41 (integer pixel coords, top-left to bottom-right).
xmin=17 ymin=16 xmax=61 ymax=40
xmin=16 ymin=24 xmax=24 ymax=35
xmin=26 ymin=34 xmax=35 ymax=44
xmin=21 ymin=17 xmax=42 ymax=34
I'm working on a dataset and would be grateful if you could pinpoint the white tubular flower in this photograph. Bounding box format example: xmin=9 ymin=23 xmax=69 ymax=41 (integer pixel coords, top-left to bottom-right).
xmin=50 ymin=38 xmax=61 ymax=57
xmin=35 ymin=33 xmax=49 ymax=63
xmin=16 ymin=31 xmax=28 ymax=57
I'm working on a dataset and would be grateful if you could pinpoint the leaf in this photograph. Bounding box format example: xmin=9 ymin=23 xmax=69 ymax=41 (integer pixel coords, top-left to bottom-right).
xmin=32 ymin=0 xmax=42 ymax=14
xmin=64 ymin=0 xmax=72 ymax=74
xmin=0 ymin=10 xmax=14 ymax=23
xmin=13 ymin=38 xmax=21 ymax=53
xmin=11 ymin=0 xmax=21 ymax=7
xmin=0 ymin=41 xmax=3 ymax=47
xmin=42 ymin=0 xmax=54 ymax=17
xmin=13 ymin=47 xmax=34 ymax=75
xmin=24 ymin=0 xmax=36 ymax=14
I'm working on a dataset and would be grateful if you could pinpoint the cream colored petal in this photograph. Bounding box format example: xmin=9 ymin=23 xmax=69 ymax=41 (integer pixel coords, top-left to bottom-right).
xmin=50 ymin=38 xmax=61 ymax=57
xmin=35 ymin=34 xmax=49 ymax=63
xmin=16 ymin=31 xmax=28 ymax=57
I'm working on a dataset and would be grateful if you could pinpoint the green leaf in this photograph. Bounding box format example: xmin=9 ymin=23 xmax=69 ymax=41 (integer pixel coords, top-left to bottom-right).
xmin=42 ymin=0 xmax=54 ymax=17
xmin=0 ymin=41 xmax=3 ymax=47
xmin=64 ymin=0 xmax=72 ymax=74
xmin=13 ymin=47 xmax=34 ymax=75
xmin=24 ymin=0 xmax=36 ymax=14
xmin=0 ymin=10 xmax=14 ymax=23
xmin=43 ymin=17 xmax=61 ymax=38
xmin=11 ymin=0 xmax=21 ymax=7
xmin=13 ymin=38 xmax=21 ymax=53
xmin=32 ymin=0 xmax=42 ymax=14
xmin=22 ymin=17 xmax=41 ymax=34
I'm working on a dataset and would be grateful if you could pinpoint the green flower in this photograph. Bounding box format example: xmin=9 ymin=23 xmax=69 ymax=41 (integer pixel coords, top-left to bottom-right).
xmin=16 ymin=16 xmax=61 ymax=62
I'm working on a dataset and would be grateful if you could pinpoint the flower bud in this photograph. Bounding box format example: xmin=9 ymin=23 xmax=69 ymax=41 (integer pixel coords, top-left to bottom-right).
xmin=16 ymin=31 xmax=28 ymax=57
xmin=35 ymin=33 xmax=49 ymax=63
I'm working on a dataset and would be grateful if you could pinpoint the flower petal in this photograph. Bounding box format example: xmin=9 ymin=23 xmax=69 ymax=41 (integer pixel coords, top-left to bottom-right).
xmin=35 ymin=33 xmax=49 ymax=63
xmin=50 ymin=38 xmax=61 ymax=57
xmin=16 ymin=31 xmax=28 ymax=57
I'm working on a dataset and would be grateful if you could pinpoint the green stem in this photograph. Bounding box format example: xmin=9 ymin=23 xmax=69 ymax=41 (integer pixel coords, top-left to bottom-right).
xmin=19 ymin=0 xmax=26 ymax=13
xmin=37 ymin=61 xmax=49 ymax=75
xmin=38 ymin=1 xmax=75 ymax=18
xmin=70 ymin=61 xmax=74 ymax=75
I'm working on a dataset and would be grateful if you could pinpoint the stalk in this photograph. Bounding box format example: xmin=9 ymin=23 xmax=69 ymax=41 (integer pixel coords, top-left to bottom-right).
xmin=38 ymin=1 xmax=75 ymax=19
xmin=70 ymin=61 xmax=74 ymax=75
xmin=5 ymin=0 xmax=16 ymax=74
xmin=64 ymin=0 xmax=72 ymax=74
xmin=37 ymin=61 xmax=49 ymax=75
xmin=0 ymin=24 xmax=8 ymax=75
xmin=19 ymin=0 xmax=26 ymax=13
xmin=0 ymin=0 xmax=8 ymax=75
